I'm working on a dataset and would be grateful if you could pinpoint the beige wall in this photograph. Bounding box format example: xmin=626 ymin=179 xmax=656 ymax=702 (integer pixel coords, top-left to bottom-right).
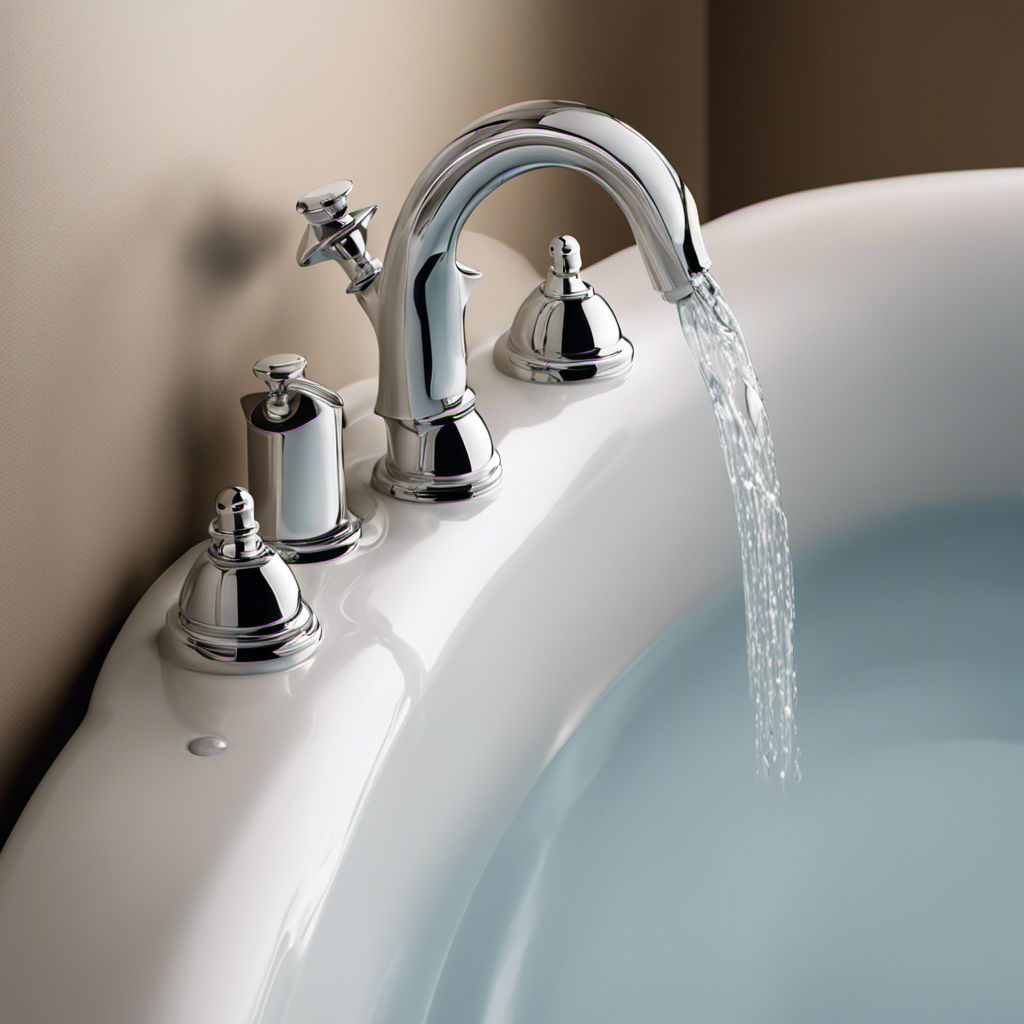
xmin=0 ymin=0 xmax=708 ymax=841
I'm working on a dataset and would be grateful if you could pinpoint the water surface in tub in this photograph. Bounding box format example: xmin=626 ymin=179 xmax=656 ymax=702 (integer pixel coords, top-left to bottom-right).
xmin=427 ymin=496 xmax=1024 ymax=1024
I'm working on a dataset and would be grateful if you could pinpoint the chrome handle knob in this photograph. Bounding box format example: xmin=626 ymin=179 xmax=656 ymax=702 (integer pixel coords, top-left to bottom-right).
xmin=549 ymin=234 xmax=584 ymax=278
xmin=543 ymin=235 xmax=590 ymax=298
xmin=210 ymin=486 xmax=264 ymax=560
xmin=296 ymin=180 xmax=353 ymax=224
xmin=253 ymin=353 xmax=307 ymax=419
xmin=253 ymin=353 xmax=307 ymax=385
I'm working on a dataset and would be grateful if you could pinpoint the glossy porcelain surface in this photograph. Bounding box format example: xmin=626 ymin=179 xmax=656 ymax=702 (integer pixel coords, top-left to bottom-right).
xmin=0 ymin=170 xmax=1022 ymax=1023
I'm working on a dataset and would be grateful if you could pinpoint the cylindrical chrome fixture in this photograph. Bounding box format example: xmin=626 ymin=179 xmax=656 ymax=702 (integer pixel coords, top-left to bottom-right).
xmin=241 ymin=354 xmax=361 ymax=561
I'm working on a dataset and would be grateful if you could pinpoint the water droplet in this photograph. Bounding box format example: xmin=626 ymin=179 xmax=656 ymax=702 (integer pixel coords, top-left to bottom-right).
xmin=187 ymin=735 xmax=228 ymax=757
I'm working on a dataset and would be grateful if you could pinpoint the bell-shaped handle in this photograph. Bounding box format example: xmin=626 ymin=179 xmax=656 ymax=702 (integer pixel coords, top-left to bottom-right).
xmin=158 ymin=485 xmax=322 ymax=674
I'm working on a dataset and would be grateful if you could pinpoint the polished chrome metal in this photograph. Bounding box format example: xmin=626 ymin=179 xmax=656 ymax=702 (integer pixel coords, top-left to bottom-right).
xmin=242 ymin=354 xmax=361 ymax=562
xmin=296 ymin=180 xmax=383 ymax=325
xmin=495 ymin=234 xmax=634 ymax=383
xmin=253 ymin=352 xmax=307 ymax=420
xmin=369 ymin=388 xmax=502 ymax=501
xmin=186 ymin=736 xmax=229 ymax=757
xmin=297 ymin=101 xmax=710 ymax=501
xmin=159 ymin=487 xmax=322 ymax=674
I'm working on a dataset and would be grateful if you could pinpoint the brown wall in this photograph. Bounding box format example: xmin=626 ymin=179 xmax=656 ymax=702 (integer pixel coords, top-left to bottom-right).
xmin=0 ymin=0 xmax=707 ymax=844
xmin=709 ymin=0 xmax=1024 ymax=216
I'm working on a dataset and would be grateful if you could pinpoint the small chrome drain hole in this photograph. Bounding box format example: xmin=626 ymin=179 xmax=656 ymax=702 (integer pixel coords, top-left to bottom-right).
xmin=187 ymin=735 xmax=228 ymax=757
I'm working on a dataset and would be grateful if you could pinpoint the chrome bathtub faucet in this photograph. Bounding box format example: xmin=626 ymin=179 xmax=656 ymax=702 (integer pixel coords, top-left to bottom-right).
xmin=296 ymin=100 xmax=711 ymax=503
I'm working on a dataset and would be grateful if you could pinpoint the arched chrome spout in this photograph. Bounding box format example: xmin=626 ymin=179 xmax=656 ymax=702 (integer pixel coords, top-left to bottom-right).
xmin=375 ymin=101 xmax=709 ymax=423
xmin=297 ymin=101 xmax=710 ymax=502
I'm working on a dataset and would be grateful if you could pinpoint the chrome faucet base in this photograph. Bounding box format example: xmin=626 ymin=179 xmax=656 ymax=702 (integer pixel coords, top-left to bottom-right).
xmin=370 ymin=391 xmax=502 ymax=502
xmin=494 ymin=333 xmax=634 ymax=384
xmin=267 ymin=517 xmax=362 ymax=563
xmin=160 ymin=600 xmax=322 ymax=675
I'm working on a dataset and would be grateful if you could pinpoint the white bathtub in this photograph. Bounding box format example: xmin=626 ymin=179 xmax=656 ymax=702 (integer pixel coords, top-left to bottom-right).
xmin=0 ymin=170 xmax=1021 ymax=1022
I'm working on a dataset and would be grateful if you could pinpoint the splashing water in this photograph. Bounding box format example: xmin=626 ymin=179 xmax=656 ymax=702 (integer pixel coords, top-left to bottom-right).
xmin=676 ymin=273 xmax=799 ymax=786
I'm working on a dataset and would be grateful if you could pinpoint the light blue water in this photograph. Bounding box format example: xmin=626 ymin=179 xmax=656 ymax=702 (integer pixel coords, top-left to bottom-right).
xmin=427 ymin=496 xmax=1024 ymax=1024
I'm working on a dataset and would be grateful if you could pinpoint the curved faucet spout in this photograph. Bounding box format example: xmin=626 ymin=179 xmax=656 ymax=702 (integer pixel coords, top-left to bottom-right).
xmin=296 ymin=101 xmax=711 ymax=501
xmin=374 ymin=100 xmax=710 ymax=424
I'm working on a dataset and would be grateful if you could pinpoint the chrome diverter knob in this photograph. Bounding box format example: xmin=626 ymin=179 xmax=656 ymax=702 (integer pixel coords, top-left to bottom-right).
xmin=159 ymin=487 xmax=322 ymax=674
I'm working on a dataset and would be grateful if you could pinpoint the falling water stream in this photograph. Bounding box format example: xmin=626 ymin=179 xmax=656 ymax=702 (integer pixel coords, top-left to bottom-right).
xmin=677 ymin=273 xmax=799 ymax=785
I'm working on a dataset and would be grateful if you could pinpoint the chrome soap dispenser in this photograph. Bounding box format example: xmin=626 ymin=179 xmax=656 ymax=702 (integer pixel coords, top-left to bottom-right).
xmin=241 ymin=354 xmax=361 ymax=562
